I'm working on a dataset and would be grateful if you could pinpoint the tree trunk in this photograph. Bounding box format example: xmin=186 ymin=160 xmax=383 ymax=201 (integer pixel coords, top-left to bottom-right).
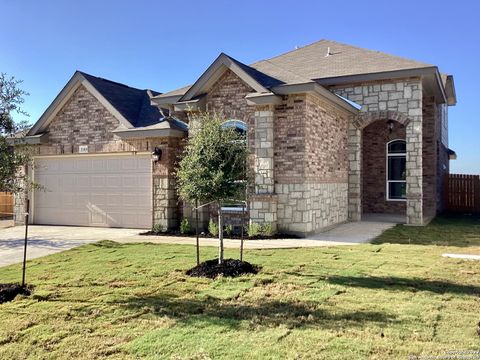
xmin=240 ymin=202 xmax=245 ymax=261
xmin=218 ymin=202 xmax=224 ymax=264
xmin=195 ymin=199 xmax=200 ymax=266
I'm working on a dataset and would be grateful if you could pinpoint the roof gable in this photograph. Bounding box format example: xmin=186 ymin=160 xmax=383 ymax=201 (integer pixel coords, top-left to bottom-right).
xmin=28 ymin=71 xmax=163 ymax=136
xmin=179 ymin=53 xmax=283 ymax=102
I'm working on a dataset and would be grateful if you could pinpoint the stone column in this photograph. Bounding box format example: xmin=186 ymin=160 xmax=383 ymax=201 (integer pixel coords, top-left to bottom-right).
xmin=406 ymin=83 xmax=423 ymax=225
xmin=347 ymin=121 xmax=362 ymax=221
xmin=249 ymin=107 xmax=277 ymax=230
xmin=153 ymin=176 xmax=178 ymax=230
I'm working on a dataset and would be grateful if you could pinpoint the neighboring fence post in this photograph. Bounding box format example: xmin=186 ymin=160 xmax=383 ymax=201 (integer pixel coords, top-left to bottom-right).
xmin=475 ymin=175 xmax=480 ymax=213
xmin=444 ymin=174 xmax=480 ymax=213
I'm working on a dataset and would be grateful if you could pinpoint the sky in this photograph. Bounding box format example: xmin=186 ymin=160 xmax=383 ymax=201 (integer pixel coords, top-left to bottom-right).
xmin=2 ymin=0 xmax=479 ymax=173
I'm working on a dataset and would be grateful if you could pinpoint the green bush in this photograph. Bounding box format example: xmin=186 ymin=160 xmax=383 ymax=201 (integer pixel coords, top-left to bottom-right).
xmin=152 ymin=223 xmax=164 ymax=233
xmin=208 ymin=219 xmax=219 ymax=237
xmin=248 ymin=222 xmax=261 ymax=237
xmin=247 ymin=222 xmax=276 ymax=237
xmin=225 ymin=224 xmax=234 ymax=237
xmin=261 ymin=223 xmax=275 ymax=236
xmin=180 ymin=218 xmax=191 ymax=234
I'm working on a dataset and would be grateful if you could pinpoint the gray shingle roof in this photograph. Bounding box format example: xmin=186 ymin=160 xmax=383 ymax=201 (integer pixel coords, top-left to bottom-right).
xmin=224 ymin=53 xmax=285 ymax=88
xmin=79 ymin=71 xmax=163 ymax=127
xmin=152 ymin=39 xmax=440 ymax=99
xmin=158 ymin=84 xmax=192 ymax=98
xmin=250 ymin=39 xmax=434 ymax=81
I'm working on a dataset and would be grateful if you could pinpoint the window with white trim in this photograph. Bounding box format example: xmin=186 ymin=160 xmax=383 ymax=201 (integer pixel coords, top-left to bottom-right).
xmin=221 ymin=120 xmax=247 ymax=211
xmin=221 ymin=119 xmax=247 ymax=136
xmin=386 ymin=139 xmax=406 ymax=201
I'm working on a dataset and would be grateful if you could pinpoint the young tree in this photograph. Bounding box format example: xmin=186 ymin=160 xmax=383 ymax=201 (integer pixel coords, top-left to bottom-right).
xmin=176 ymin=112 xmax=248 ymax=264
xmin=0 ymin=73 xmax=31 ymax=194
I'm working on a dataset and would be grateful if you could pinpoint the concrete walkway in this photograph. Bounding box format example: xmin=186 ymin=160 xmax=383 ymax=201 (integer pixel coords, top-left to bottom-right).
xmin=0 ymin=220 xmax=397 ymax=267
xmin=305 ymin=220 xmax=398 ymax=243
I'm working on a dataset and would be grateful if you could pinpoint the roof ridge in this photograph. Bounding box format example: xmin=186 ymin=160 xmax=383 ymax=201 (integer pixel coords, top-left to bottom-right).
xmin=251 ymin=38 xmax=433 ymax=68
xmin=251 ymin=38 xmax=329 ymax=65
xmin=318 ymin=39 xmax=434 ymax=67
xmin=78 ymin=71 xmax=155 ymax=93
xmin=251 ymin=59 xmax=311 ymax=83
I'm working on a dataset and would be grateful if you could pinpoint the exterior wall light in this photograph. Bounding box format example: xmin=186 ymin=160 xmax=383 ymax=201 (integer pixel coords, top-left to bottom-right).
xmin=387 ymin=120 xmax=395 ymax=134
xmin=152 ymin=147 xmax=162 ymax=162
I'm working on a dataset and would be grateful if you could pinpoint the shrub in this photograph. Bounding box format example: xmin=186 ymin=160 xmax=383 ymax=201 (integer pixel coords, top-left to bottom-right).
xmin=248 ymin=222 xmax=261 ymax=237
xmin=261 ymin=223 xmax=275 ymax=236
xmin=180 ymin=218 xmax=191 ymax=234
xmin=225 ymin=224 xmax=234 ymax=237
xmin=152 ymin=223 xmax=164 ymax=233
xmin=208 ymin=219 xmax=219 ymax=237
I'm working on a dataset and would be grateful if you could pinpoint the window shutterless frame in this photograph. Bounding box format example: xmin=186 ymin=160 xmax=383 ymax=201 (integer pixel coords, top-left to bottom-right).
xmin=220 ymin=120 xmax=248 ymax=211
xmin=386 ymin=139 xmax=407 ymax=201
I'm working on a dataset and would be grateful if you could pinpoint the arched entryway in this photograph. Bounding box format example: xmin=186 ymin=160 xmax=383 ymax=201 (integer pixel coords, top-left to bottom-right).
xmin=347 ymin=110 xmax=423 ymax=224
xmin=362 ymin=119 xmax=406 ymax=219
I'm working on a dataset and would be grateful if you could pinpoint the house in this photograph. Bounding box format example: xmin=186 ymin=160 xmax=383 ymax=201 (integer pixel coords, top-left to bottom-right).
xmin=15 ymin=39 xmax=457 ymax=236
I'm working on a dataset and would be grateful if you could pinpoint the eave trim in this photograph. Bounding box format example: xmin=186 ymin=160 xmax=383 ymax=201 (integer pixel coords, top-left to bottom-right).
xmin=179 ymin=53 xmax=269 ymax=102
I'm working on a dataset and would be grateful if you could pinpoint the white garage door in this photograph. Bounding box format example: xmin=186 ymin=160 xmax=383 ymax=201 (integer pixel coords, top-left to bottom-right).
xmin=33 ymin=155 xmax=152 ymax=229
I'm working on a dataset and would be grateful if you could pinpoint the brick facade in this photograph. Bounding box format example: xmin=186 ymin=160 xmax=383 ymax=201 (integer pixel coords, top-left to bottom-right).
xmin=362 ymin=120 xmax=406 ymax=214
xmin=189 ymin=70 xmax=352 ymax=235
xmin=422 ymin=96 xmax=437 ymax=219
xmin=20 ymin=69 xmax=450 ymax=235
xmin=15 ymin=85 xmax=183 ymax=229
xmin=274 ymin=93 xmax=350 ymax=234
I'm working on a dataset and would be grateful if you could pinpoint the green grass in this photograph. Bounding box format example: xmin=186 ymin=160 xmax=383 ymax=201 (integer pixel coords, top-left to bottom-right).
xmin=373 ymin=213 xmax=480 ymax=247
xmin=0 ymin=226 xmax=479 ymax=359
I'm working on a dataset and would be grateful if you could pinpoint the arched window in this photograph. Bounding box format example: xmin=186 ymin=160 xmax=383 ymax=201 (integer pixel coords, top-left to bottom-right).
xmin=221 ymin=119 xmax=248 ymax=213
xmin=221 ymin=119 xmax=247 ymax=135
xmin=386 ymin=139 xmax=406 ymax=201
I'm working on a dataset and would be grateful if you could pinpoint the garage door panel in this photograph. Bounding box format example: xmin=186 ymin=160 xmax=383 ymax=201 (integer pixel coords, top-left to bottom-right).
xmin=76 ymin=175 xmax=91 ymax=188
xmin=106 ymin=176 xmax=122 ymax=188
xmin=59 ymin=161 xmax=75 ymax=173
xmin=76 ymin=194 xmax=90 ymax=207
xmin=59 ymin=175 xmax=74 ymax=188
xmin=106 ymin=195 xmax=122 ymax=207
xmin=75 ymin=159 xmax=92 ymax=172
xmin=61 ymin=192 xmax=76 ymax=207
xmin=34 ymin=155 xmax=152 ymax=229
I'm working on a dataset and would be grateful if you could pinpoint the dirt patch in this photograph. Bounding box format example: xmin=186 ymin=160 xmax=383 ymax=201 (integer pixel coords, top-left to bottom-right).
xmin=0 ymin=284 xmax=32 ymax=304
xmin=186 ymin=259 xmax=259 ymax=279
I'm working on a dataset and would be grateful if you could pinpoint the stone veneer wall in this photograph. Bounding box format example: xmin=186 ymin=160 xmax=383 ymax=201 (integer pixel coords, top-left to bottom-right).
xmin=332 ymin=78 xmax=424 ymax=224
xmin=275 ymin=183 xmax=348 ymax=234
xmin=362 ymin=120 xmax=406 ymax=214
xmin=15 ymin=85 xmax=182 ymax=229
xmin=274 ymin=93 xmax=350 ymax=234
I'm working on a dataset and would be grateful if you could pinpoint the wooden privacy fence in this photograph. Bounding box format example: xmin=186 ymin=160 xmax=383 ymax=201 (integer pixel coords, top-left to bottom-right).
xmin=0 ymin=192 xmax=14 ymax=217
xmin=444 ymin=174 xmax=480 ymax=213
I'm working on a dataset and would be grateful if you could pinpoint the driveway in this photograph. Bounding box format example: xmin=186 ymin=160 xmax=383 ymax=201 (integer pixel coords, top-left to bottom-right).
xmin=0 ymin=226 xmax=140 ymax=267
xmin=0 ymin=220 xmax=397 ymax=267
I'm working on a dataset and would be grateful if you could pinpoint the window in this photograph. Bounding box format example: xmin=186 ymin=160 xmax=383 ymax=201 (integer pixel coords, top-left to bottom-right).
xmin=221 ymin=120 xmax=248 ymax=211
xmin=386 ymin=140 xmax=406 ymax=201
xmin=221 ymin=119 xmax=247 ymax=135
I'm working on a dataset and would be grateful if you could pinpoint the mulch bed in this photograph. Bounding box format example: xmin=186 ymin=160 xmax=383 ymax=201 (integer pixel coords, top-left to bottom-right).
xmin=186 ymin=258 xmax=259 ymax=279
xmin=140 ymin=230 xmax=301 ymax=240
xmin=0 ymin=283 xmax=32 ymax=304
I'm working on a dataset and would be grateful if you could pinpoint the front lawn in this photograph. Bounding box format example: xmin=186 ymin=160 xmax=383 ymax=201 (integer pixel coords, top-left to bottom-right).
xmin=0 ymin=239 xmax=479 ymax=359
xmin=373 ymin=213 xmax=480 ymax=247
